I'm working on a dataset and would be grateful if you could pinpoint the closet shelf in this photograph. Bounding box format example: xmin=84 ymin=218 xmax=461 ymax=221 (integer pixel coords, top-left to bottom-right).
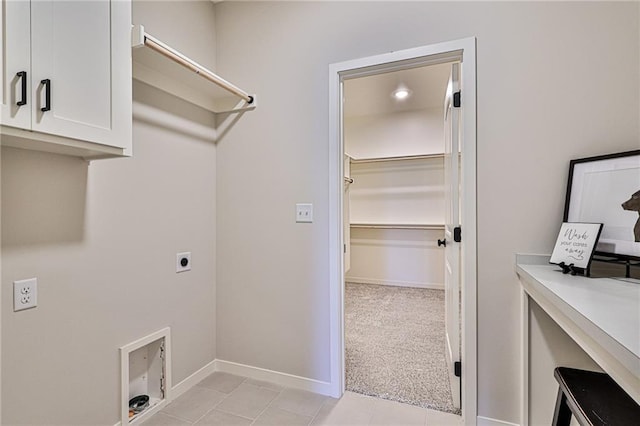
xmin=350 ymin=223 xmax=444 ymax=230
xmin=350 ymin=153 xmax=444 ymax=164
xmin=131 ymin=24 xmax=256 ymax=114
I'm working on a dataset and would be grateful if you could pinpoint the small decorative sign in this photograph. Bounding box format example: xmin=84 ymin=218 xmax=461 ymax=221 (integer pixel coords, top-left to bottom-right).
xmin=550 ymin=222 xmax=603 ymax=274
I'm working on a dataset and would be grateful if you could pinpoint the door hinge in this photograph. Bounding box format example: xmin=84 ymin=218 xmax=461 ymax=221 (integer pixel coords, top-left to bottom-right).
xmin=453 ymin=91 xmax=461 ymax=108
xmin=344 ymin=244 xmax=347 ymax=254
xmin=454 ymin=226 xmax=462 ymax=242
xmin=454 ymin=361 xmax=462 ymax=377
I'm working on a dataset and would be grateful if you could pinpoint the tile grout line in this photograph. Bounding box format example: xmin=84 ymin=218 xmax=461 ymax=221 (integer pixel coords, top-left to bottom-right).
xmin=274 ymin=396 xmax=331 ymax=425
xmin=306 ymin=396 xmax=336 ymax=426
xmin=188 ymin=377 xmax=252 ymax=425
xmin=149 ymin=410 xmax=196 ymax=424
xmin=247 ymin=385 xmax=286 ymax=425
xmin=264 ymin=405 xmax=316 ymax=426
xmin=186 ymin=386 xmax=231 ymax=424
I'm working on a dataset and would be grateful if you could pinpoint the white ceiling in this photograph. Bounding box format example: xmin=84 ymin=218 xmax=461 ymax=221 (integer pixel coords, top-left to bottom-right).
xmin=343 ymin=62 xmax=452 ymax=118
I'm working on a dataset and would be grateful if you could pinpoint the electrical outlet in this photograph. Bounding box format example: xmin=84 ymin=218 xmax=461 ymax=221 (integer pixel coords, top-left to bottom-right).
xmin=296 ymin=203 xmax=313 ymax=223
xmin=14 ymin=278 xmax=37 ymax=311
xmin=176 ymin=252 xmax=191 ymax=273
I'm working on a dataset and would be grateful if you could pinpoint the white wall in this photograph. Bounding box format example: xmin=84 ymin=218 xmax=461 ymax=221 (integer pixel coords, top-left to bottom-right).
xmin=0 ymin=141 xmax=2 ymax=423
xmin=346 ymin=158 xmax=445 ymax=288
xmin=347 ymin=228 xmax=444 ymax=289
xmin=1 ymin=2 xmax=218 ymax=424
xmin=345 ymin=108 xmax=444 ymax=159
xmin=349 ymin=159 xmax=444 ymax=225
xmin=214 ymin=2 xmax=640 ymax=424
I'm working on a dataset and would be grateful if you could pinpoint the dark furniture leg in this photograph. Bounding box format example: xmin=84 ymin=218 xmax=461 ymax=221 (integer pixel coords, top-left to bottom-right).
xmin=552 ymin=388 xmax=572 ymax=426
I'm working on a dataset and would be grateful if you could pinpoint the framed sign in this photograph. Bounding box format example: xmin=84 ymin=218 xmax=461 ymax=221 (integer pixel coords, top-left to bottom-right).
xmin=564 ymin=150 xmax=640 ymax=261
xmin=550 ymin=222 xmax=603 ymax=272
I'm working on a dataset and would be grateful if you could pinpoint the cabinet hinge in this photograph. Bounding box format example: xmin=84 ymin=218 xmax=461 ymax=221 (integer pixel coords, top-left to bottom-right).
xmin=454 ymin=226 xmax=462 ymax=242
xmin=453 ymin=91 xmax=461 ymax=108
xmin=454 ymin=361 xmax=462 ymax=377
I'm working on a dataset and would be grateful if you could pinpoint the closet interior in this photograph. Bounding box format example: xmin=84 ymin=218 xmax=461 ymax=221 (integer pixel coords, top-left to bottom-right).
xmin=343 ymin=63 xmax=460 ymax=414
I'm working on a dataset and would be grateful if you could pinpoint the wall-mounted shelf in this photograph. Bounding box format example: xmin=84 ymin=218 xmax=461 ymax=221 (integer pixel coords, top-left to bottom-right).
xmin=131 ymin=24 xmax=255 ymax=114
xmin=350 ymin=153 xmax=444 ymax=164
xmin=350 ymin=223 xmax=444 ymax=230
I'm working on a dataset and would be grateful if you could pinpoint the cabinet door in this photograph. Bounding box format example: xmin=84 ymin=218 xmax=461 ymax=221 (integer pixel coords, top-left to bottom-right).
xmin=0 ymin=0 xmax=32 ymax=130
xmin=30 ymin=0 xmax=131 ymax=150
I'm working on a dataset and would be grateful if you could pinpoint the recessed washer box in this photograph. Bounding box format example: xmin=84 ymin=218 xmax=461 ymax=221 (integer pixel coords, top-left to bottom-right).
xmin=120 ymin=328 xmax=171 ymax=424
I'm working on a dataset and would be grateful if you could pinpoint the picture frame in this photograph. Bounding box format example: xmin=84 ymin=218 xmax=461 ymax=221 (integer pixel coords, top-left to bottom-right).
xmin=550 ymin=222 xmax=603 ymax=273
xmin=564 ymin=150 xmax=640 ymax=261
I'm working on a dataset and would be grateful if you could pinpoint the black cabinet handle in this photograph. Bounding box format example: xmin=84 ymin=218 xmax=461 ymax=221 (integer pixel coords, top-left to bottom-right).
xmin=437 ymin=239 xmax=447 ymax=247
xmin=41 ymin=79 xmax=51 ymax=112
xmin=16 ymin=71 xmax=27 ymax=106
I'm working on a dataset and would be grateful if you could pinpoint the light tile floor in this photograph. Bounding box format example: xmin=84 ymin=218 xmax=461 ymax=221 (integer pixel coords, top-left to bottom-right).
xmin=142 ymin=372 xmax=462 ymax=426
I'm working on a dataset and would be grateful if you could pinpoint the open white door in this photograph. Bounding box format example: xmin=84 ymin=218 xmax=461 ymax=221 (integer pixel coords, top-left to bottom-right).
xmin=344 ymin=154 xmax=352 ymax=273
xmin=443 ymin=62 xmax=461 ymax=409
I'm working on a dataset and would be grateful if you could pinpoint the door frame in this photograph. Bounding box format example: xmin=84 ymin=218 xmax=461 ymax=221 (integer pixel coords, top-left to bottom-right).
xmin=328 ymin=37 xmax=477 ymax=422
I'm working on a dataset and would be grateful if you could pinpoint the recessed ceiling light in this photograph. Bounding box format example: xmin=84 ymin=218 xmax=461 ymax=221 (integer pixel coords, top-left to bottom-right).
xmin=393 ymin=88 xmax=411 ymax=100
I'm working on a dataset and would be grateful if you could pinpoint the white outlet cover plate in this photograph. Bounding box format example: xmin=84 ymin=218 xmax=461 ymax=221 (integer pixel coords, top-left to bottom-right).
xmin=14 ymin=278 xmax=37 ymax=311
xmin=296 ymin=203 xmax=313 ymax=223
xmin=176 ymin=252 xmax=191 ymax=273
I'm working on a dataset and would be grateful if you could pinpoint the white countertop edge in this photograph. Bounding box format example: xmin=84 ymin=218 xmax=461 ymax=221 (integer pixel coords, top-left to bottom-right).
xmin=516 ymin=255 xmax=640 ymax=403
xmin=516 ymin=262 xmax=639 ymax=364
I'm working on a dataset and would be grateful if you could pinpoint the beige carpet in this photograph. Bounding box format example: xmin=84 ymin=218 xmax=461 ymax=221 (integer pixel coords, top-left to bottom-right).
xmin=345 ymin=282 xmax=460 ymax=414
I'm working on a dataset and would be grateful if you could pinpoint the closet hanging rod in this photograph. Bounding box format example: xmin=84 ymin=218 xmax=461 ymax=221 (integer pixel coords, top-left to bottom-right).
xmin=132 ymin=25 xmax=254 ymax=104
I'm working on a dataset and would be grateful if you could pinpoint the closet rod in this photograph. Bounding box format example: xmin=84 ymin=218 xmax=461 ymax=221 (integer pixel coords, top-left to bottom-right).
xmin=134 ymin=25 xmax=253 ymax=104
xmin=350 ymin=153 xmax=444 ymax=164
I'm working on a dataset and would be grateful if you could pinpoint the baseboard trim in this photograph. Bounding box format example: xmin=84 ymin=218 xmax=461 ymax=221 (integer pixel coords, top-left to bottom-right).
xmin=477 ymin=415 xmax=520 ymax=426
xmin=346 ymin=277 xmax=443 ymax=290
xmin=214 ymin=359 xmax=334 ymax=396
xmin=172 ymin=359 xmax=217 ymax=400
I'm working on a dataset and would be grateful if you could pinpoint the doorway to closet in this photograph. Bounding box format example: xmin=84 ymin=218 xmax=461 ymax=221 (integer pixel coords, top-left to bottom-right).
xmin=329 ymin=39 xmax=477 ymax=422
xmin=342 ymin=62 xmax=460 ymax=414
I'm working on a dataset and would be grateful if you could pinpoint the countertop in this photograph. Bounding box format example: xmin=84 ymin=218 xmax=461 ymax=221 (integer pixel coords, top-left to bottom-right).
xmin=516 ymin=254 xmax=640 ymax=402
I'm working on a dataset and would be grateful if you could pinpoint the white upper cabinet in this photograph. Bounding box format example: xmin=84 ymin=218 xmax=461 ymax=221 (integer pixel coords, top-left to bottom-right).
xmin=1 ymin=0 xmax=132 ymax=158
xmin=0 ymin=0 xmax=31 ymax=130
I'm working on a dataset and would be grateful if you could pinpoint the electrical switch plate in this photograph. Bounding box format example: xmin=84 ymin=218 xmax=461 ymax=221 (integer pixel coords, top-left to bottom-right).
xmin=176 ymin=252 xmax=191 ymax=273
xmin=14 ymin=278 xmax=37 ymax=311
xmin=296 ymin=203 xmax=313 ymax=223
